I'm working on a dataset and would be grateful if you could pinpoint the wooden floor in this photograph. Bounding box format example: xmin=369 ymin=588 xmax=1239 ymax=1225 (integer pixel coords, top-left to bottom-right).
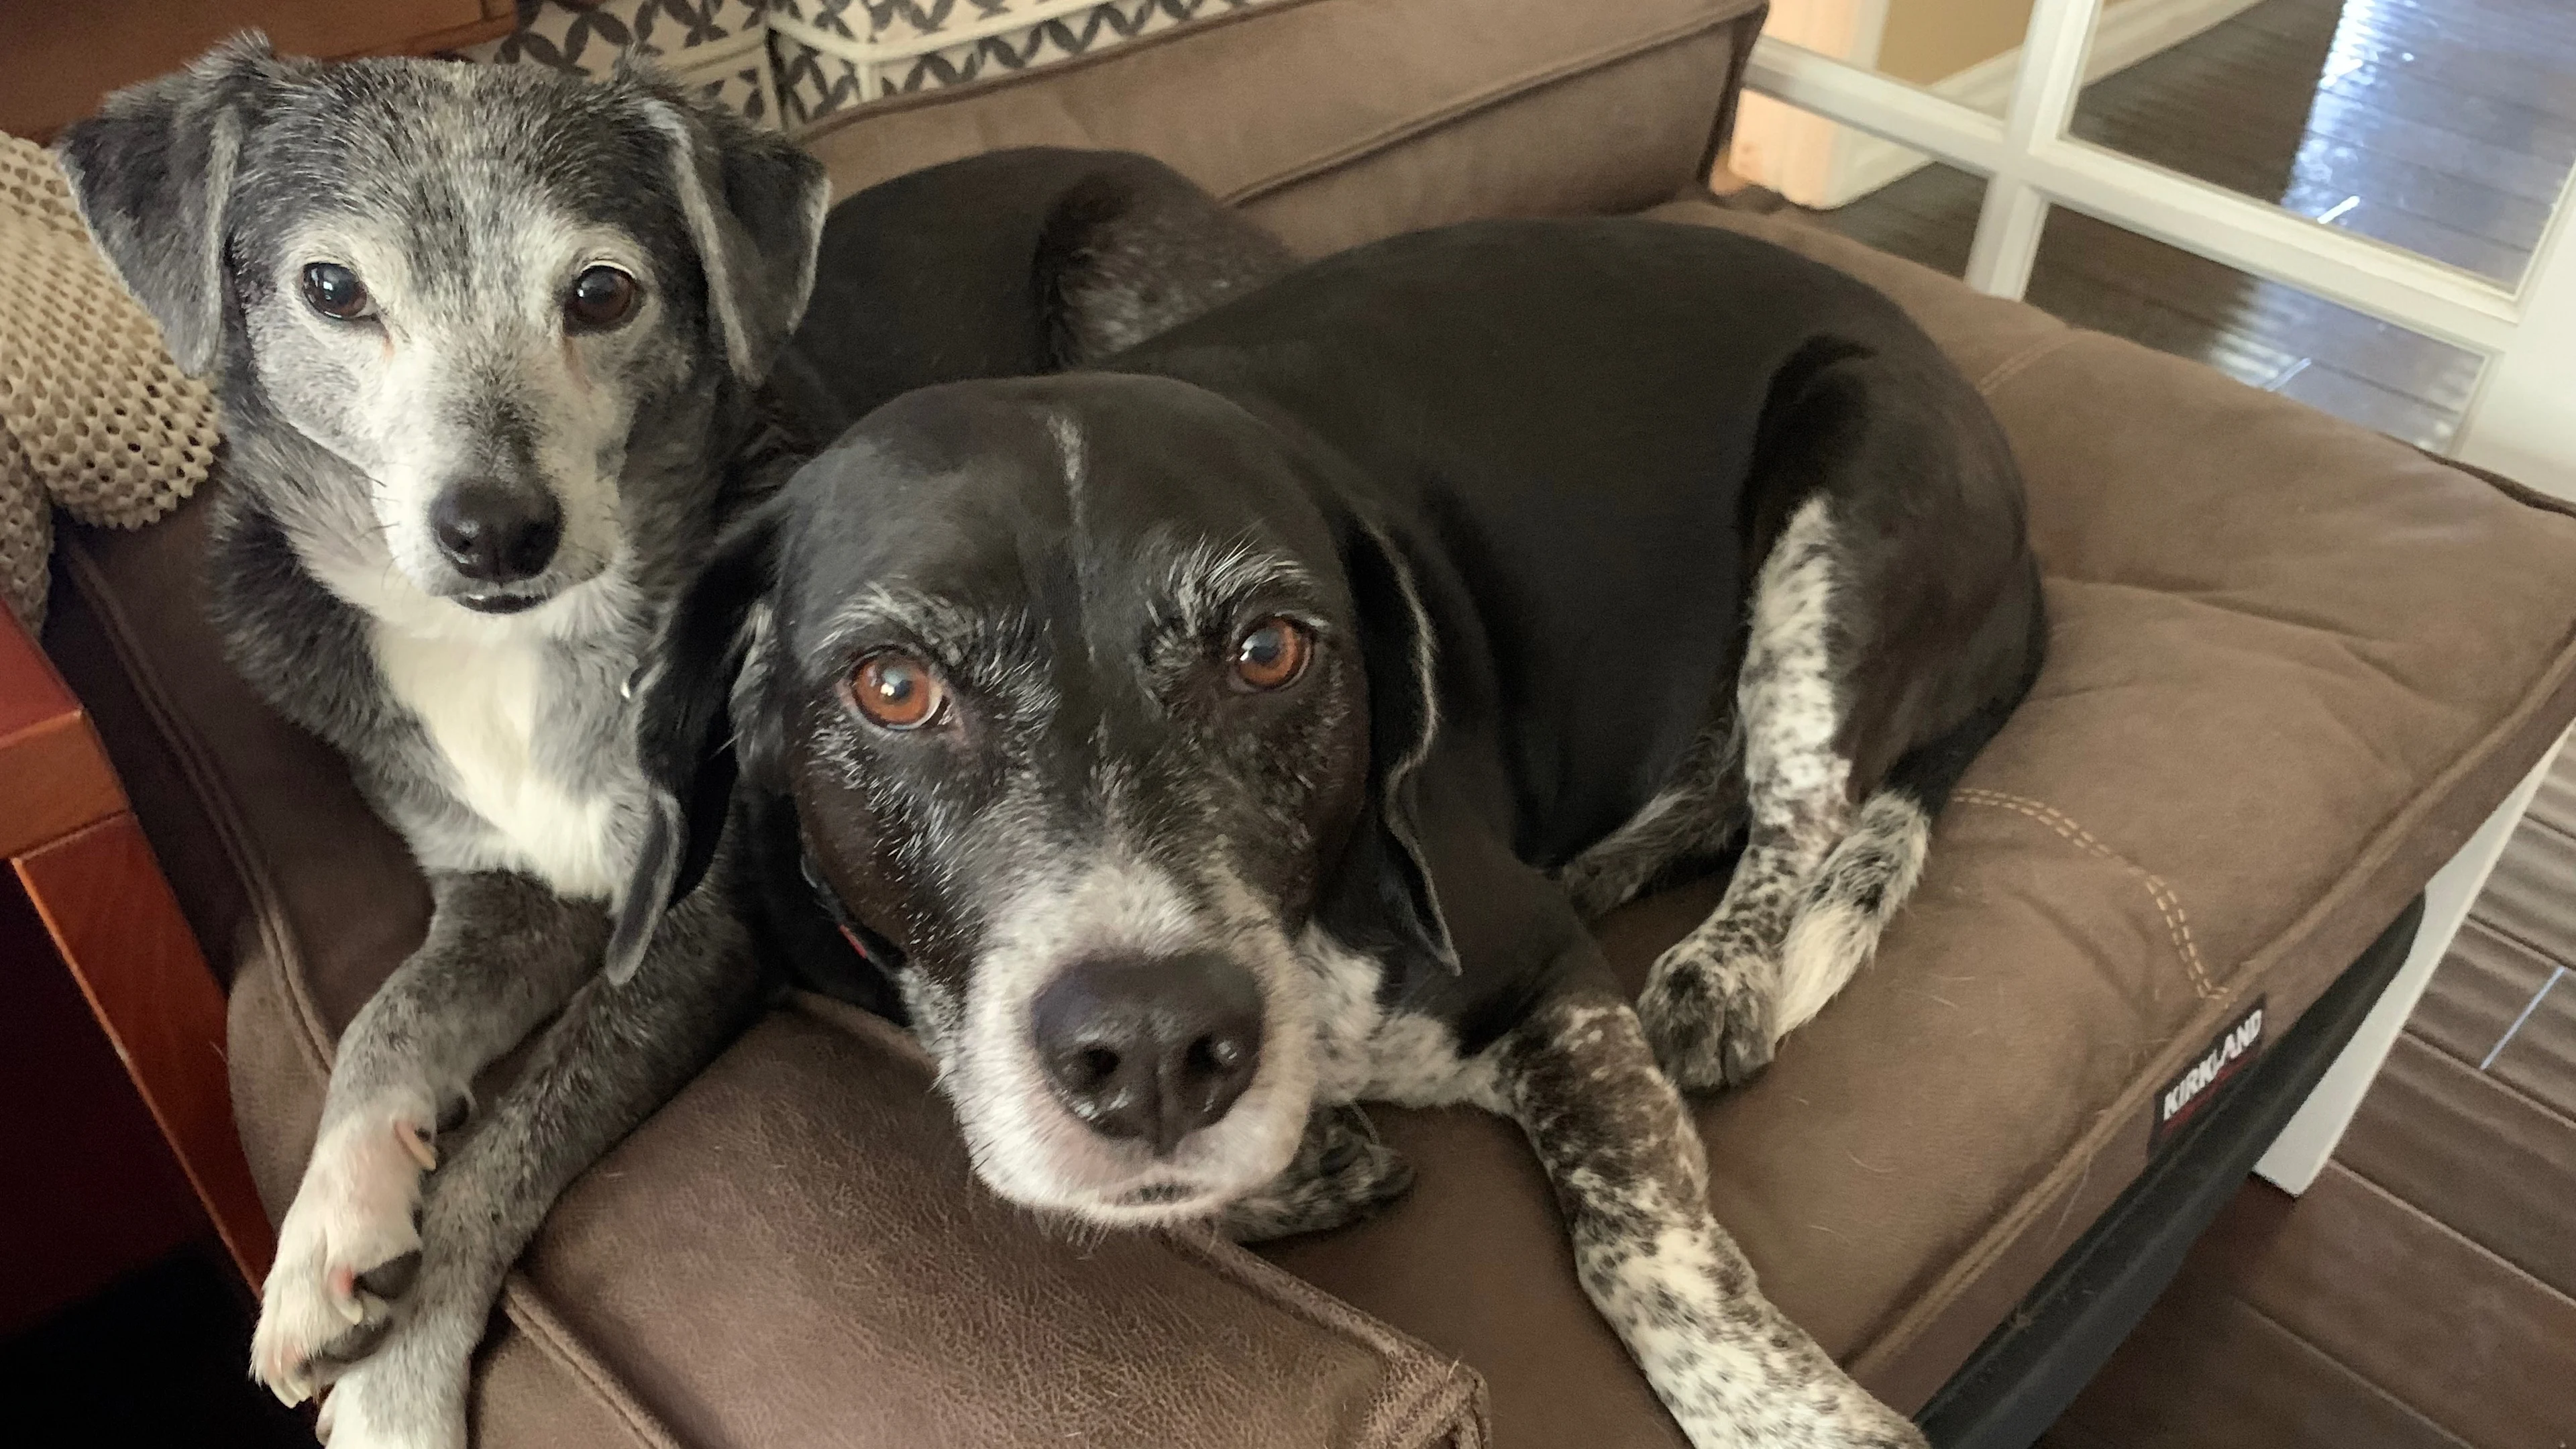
xmin=1811 ymin=0 xmax=2576 ymax=451
xmin=2043 ymin=742 xmax=2576 ymax=1448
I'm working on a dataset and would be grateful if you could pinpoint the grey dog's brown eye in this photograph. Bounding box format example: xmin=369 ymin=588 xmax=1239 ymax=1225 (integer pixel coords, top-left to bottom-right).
xmin=1233 ymin=618 xmax=1311 ymax=691
xmin=849 ymin=650 xmax=947 ymax=731
xmin=566 ymin=266 xmax=639 ymax=330
xmin=301 ymin=262 xmax=371 ymax=320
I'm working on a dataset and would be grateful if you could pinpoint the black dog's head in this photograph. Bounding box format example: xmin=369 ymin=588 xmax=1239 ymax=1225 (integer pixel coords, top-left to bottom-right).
xmin=56 ymin=34 xmax=827 ymax=622
xmin=618 ymin=373 xmax=1454 ymax=1223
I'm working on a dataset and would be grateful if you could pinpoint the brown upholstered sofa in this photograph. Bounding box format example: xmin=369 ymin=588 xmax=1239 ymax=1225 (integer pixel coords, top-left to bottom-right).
xmin=37 ymin=1 xmax=2576 ymax=1444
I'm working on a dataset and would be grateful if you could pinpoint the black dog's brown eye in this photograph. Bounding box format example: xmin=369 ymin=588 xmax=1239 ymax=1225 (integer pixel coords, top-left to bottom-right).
xmin=1233 ymin=618 xmax=1311 ymax=691
xmin=849 ymin=650 xmax=947 ymax=731
xmin=566 ymin=266 xmax=639 ymax=330
xmin=301 ymin=262 xmax=372 ymax=320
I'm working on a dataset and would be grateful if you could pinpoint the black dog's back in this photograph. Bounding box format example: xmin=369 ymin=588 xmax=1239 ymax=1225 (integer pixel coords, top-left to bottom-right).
xmin=1111 ymin=218 xmax=2038 ymax=865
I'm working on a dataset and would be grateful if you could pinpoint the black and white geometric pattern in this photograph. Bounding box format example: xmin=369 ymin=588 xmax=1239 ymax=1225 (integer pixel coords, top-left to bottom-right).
xmin=452 ymin=0 xmax=1269 ymax=135
xmin=457 ymin=0 xmax=782 ymax=127
xmin=767 ymin=0 xmax=1283 ymax=129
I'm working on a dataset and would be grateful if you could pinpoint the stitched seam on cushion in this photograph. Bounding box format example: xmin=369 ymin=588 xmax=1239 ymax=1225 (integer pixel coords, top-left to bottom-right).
xmin=1387 ymin=1368 xmax=1487 ymax=1449
xmin=497 ymin=1279 xmax=682 ymax=1449
xmin=58 ymin=533 xmax=332 ymax=1079
xmin=1222 ymin=9 xmax=1748 ymax=207
xmin=1860 ymin=654 xmax=2576 ymax=1383
xmin=1159 ymin=1230 xmax=1487 ymax=1447
xmin=1974 ymin=332 xmax=2078 ymax=398
xmin=1161 ymin=1226 xmax=1421 ymax=1357
xmin=1951 ymin=787 xmax=2214 ymax=998
xmin=2417 ymin=443 xmax=2576 ymax=522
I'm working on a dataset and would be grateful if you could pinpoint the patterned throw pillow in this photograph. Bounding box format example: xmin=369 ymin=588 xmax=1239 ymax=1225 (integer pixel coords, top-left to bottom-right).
xmin=766 ymin=0 xmax=1287 ymax=131
xmin=458 ymin=0 xmax=784 ymax=127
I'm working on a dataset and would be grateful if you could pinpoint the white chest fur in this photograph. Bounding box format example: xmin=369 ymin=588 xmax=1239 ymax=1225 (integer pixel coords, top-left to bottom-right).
xmin=1301 ymin=928 xmax=1500 ymax=1110
xmin=368 ymin=622 xmax=631 ymax=900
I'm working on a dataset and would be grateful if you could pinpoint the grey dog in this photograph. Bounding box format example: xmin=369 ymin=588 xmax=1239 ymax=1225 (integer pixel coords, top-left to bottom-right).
xmin=57 ymin=36 xmax=1283 ymax=1448
xmin=620 ymin=219 xmax=2046 ymax=1447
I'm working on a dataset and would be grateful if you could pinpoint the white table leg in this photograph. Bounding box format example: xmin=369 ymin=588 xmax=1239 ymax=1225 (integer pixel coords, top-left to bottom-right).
xmin=2253 ymin=734 xmax=2561 ymax=1194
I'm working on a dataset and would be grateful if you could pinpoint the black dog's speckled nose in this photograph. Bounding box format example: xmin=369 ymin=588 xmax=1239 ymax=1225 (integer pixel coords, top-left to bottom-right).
xmin=431 ymin=478 xmax=562 ymax=584
xmin=1032 ymin=953 xmax=1263 ymax=1156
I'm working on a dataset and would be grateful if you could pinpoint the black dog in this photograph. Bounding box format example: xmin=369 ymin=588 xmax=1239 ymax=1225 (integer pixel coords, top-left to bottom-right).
xmin=623 ymin=217 xmax=2043 ymax=1448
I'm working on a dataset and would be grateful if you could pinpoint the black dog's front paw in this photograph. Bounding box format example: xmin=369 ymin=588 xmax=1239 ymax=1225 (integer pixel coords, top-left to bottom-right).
xmin=1218 ymin=1106 xmax=1415 ymax=1243
xmin=1638 ymin=945 xmax=1776 ymax=1093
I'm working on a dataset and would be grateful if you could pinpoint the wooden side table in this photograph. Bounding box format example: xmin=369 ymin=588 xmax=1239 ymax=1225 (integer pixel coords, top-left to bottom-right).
xmin=1 ymin=600 xmax=273 ymax=1285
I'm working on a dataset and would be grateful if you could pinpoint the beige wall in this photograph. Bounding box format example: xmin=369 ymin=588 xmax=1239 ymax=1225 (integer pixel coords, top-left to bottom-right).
xmin=1878 ymin=0 xmax=2037 ymax=84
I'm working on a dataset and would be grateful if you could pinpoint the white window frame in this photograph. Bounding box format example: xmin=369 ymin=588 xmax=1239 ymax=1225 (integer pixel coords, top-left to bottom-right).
xmin=1744 ymin=0 xmax=2576 ymax=495
xmin=1741 ymin=0 xmax=2576 ymax=1193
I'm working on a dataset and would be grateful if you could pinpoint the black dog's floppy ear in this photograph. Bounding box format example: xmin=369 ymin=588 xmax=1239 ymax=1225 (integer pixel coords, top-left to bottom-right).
xmin=606 ymin=509 xmax=782 ymax=983
xmin=52 ymin=32 xmax=299 ymax=376
xmin=623 ymin=66 xmax=830 ymax=384
xmin=1342 ymin=519 xmax=1460 ymax=974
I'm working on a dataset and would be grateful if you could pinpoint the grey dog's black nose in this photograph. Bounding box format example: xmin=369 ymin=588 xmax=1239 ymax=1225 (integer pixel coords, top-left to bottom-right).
xmin=1032 ymin=953 xmax=1264 ymax=1157
xmin=431 ymin=479 xmax=562 ymax=584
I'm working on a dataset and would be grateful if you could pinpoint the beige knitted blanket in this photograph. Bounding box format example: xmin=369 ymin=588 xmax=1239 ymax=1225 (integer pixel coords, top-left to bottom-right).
xmin=1 ymin=132 xmax=219 ymax=630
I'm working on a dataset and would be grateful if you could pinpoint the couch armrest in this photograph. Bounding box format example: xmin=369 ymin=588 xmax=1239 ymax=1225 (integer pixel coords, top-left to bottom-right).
xmin=477 ymin=996 xmax=1486 ymax=1449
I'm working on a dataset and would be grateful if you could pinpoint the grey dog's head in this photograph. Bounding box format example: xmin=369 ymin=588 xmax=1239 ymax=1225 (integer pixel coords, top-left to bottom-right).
xmin=618 ymin=374 xmax=1454 ymax=1224
xmin=55 ymin=34 xmax=828 ymax=625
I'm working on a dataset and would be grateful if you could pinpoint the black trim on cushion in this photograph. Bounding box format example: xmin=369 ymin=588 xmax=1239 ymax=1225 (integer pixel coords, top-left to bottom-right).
xmin=1919 ymin=895 xmax=2425 ymax=1448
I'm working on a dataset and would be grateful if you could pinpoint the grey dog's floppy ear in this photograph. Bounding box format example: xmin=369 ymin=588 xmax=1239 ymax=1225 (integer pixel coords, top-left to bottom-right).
xmin=606 ymin=508 xmax=782 ymax=983
xmin=625 ymin=69 xmax=830 ymax=384
xmin=1342 ymin=519 xmax=1460 ymax=975
xmin=52 ymin=32 xmax=301 ymax=376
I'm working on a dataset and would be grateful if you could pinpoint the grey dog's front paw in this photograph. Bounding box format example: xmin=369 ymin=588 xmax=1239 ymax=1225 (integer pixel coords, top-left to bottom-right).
xmin=1219 ymin=1106 xmax=1415 ymax=1243
xmin=252 ymin=1099 xmax=439 ymax=1405
xmin=1637 ymin=944 xmax=1776 ymax=1094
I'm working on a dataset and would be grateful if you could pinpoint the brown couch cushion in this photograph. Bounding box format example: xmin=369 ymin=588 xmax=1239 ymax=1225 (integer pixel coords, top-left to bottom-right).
xmin=1256 ymin=201 xmax=2576 ymax=1441
xmin=794 ymin=0 xmax=1763 ymax=258
xmin=494 ymin=997 xmax=1485 ymax=1448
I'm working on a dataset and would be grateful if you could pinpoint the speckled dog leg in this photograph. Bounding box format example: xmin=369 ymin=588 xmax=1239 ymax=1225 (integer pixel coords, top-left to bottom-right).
xmin=1497 ymin=994 xmax=1925 ymax=1449
xmin=1639 ymin=496 xmax=1852 ymax=1091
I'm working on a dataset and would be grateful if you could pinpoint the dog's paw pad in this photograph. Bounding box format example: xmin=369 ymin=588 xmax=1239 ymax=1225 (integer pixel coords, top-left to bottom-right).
xmin=252 ymin=1275 xmax=398 ymax=1409
xmin=1638 ymin=949 xmax=1776 ymax=1093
